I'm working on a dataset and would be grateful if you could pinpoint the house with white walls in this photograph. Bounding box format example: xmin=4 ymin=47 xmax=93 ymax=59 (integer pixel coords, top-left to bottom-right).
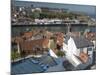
xmin=62 ymin=34 xmax=94 ymax=69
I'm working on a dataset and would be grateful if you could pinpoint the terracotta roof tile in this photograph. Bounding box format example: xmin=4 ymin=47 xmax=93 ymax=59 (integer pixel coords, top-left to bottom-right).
xmin=20 ymin=38 xmax=49 ymax=51
xmin=79 ymin=52 xmax=88 ymax=63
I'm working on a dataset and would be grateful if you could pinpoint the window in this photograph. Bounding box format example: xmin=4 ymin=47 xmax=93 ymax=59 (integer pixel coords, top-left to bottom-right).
xmin=88 ymin=47 xmax=93 ymax=51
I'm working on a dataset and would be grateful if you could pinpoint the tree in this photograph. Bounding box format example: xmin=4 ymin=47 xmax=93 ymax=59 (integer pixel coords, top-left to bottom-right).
xmin=30 ymin=12 xmax=40 ymax=19
xmin=11 ymin=51 xmax=16 ymax=62
xmin=56 ymin=50 xmax=65 ymax=57
xmin=30 ymin=13 xmax=35 ymax=19
xmin=11 ymin=50 xmax=20 ymax=62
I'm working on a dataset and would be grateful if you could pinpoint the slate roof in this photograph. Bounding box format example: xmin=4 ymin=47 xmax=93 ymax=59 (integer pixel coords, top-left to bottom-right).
xmin=64 ymin=34 xmax=94 ymax=48
xmin=11 ymin=58 xmax=44 ymax=74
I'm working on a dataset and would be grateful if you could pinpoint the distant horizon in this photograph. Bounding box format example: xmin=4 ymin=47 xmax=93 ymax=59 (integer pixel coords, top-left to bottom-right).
xmin=13 ymin=0 xmax=96 ymax=19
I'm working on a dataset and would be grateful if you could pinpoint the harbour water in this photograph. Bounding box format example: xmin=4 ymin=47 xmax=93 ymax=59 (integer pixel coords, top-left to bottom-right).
xmin=12 ymin=24 xmax=96 ymax=37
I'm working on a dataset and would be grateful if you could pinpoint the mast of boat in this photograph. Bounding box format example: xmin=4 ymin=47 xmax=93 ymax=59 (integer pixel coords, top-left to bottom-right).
xmin=66 ymin=23 xmax=71 ymax=34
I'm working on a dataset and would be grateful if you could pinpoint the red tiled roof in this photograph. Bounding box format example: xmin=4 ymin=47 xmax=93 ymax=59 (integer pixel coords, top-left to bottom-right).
xmin=22 ymin=32 xmax=33 ymax=39
xmin=20 ymin=38 xmax=49 ymax=51
xmin=79 ymin=52 xmax=88 ymax=63
xmin=54 ymin=32 xmax=64 ymax=46
xmin=85 ymin=32 xmax=96 ymax=41
xmin=11 ymin=36 xmax=24 ymax=43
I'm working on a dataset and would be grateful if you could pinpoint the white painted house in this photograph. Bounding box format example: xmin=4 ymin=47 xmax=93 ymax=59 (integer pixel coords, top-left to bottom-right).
xmin=62 ymin=35 xmax=94 ymax=68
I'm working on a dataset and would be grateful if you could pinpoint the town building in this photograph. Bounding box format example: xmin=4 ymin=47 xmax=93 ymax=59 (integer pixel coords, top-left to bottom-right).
xmin=20 ymin=38 xmax=50 ymax=55
xmin=63 ymin=33 xmax=94 ymax=68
